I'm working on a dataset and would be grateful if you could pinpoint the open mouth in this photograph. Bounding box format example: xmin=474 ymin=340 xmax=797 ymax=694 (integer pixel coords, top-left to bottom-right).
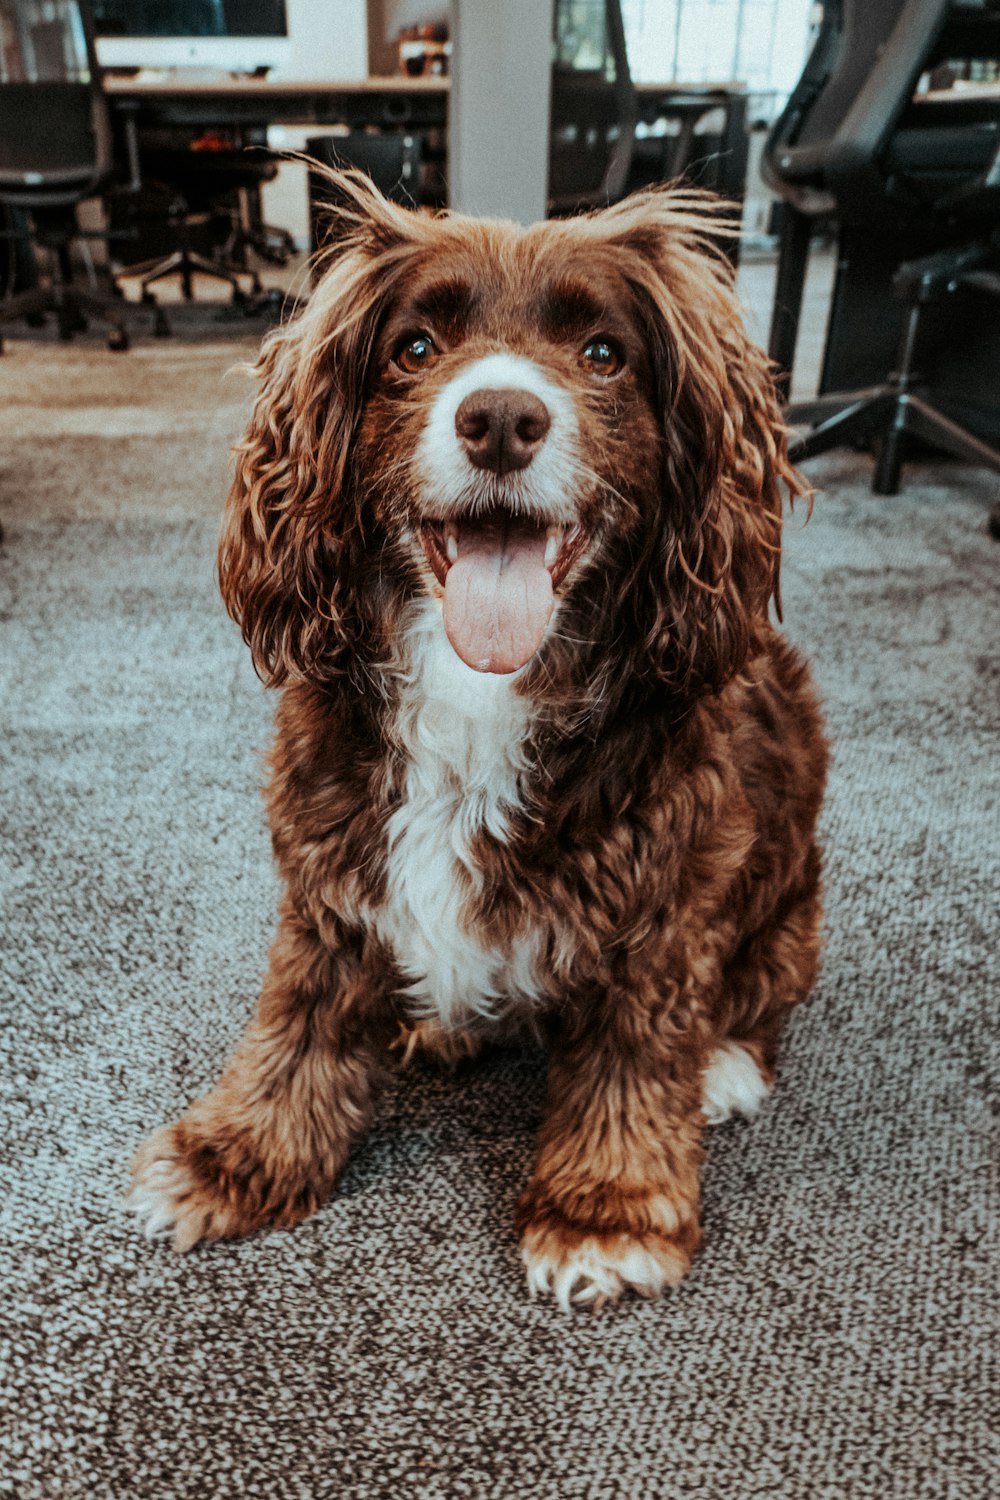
xmin=418 ymin=510 xmax=587 ymax=675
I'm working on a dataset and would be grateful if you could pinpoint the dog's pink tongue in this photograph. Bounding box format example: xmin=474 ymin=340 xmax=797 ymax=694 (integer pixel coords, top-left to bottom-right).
xmin=444 ymin=518 xmax=553 ymax=673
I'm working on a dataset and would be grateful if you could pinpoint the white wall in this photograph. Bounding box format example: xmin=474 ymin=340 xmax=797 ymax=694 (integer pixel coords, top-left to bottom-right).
xmin=262 ymin=0 xmax=369 ymax=248
xmin=448 ymin=0 xmax=552 ymax=224
xmin=278 ymin=0 xmax=368 ymax=81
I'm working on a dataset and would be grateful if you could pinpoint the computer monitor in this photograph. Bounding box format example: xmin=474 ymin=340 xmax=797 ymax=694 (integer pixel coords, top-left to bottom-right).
xmin=93 ymin=1 xmax=291 ymax=74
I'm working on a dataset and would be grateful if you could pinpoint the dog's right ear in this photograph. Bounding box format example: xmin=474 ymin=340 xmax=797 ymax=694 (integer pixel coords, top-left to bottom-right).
xmin=218 ymin=169 xmax=421 ymax=685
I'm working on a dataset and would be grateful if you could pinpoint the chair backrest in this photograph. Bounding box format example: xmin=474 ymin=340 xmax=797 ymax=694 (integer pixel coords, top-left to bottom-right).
xmin=0 ymin=0 xmax=113 ymax=206
xmin=549 ymin=0 xmax=637 ymax=212
xmin=764 ymin=0 xmax=1000 ymax=393
xmin=762 ymin=0 xmax=953 ymax=219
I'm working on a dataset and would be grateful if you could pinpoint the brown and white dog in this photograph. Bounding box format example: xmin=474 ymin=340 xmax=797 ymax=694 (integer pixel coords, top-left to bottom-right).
xmin=127 ymin=172 xmax=827 ymax=1310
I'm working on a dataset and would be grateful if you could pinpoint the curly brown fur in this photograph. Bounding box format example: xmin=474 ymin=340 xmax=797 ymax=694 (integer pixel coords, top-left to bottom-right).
xmin=127 ymin=171 xmax=827 ymax=1310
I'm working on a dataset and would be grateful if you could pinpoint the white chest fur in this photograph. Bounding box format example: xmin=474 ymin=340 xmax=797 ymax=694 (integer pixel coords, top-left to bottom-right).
xmin=374 ymin=602 xmax=542 ymax=1030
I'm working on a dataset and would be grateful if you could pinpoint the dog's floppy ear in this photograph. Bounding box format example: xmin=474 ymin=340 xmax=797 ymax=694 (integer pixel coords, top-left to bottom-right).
xmin=602 ymin=189 xmax=807 ymax=700
xmin=218 ymin=169 xmax=421 ymax=685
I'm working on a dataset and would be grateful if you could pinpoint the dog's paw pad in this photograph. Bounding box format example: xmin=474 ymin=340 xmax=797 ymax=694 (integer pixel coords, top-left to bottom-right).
xmin=701 ymin=1041 xmax=771 ymax=1125
xmin=521 ymin=1227 xmax=688 ymax=1312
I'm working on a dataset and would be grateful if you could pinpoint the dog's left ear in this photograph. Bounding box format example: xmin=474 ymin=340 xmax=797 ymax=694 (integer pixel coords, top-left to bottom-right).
xmin=218 ymin=169 xmax=420 ymax=686
xmin=607 ymin=190 xmax=807 ymax=700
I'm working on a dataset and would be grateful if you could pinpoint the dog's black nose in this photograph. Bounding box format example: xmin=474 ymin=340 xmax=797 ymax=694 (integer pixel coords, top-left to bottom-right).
xmin=455 ymin=387 xmax=552 ymax=475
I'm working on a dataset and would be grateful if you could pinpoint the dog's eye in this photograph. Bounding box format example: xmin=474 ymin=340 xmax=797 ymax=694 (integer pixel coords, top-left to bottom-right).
xmin=580 ymin=339 xmax=623 ymax=378
xmin=395 ymin=334 xmax=439 ymax=375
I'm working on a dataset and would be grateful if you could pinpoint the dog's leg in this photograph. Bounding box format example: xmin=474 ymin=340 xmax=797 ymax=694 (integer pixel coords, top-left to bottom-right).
xmin=516 ymin=998 xmax=705 ymax=1311
xmin=127 ymin=901 xmax=387 ymax=1251
xmin=705 ymin=859 xmax=823 ymax=1123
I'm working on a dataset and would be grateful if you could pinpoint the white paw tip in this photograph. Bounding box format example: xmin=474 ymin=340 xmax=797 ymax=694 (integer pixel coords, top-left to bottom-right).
xmin=522 ymin=1236 xmax=678 ymax=1312
xmin=125 ymin=1157 xmax=188 ymax=1242
xmin=702 ymin=1041 xmax=771 ymax=1125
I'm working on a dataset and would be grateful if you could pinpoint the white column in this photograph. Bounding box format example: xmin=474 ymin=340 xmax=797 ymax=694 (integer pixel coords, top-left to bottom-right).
xmin=448 ymin=0 xmax=553 ymax=225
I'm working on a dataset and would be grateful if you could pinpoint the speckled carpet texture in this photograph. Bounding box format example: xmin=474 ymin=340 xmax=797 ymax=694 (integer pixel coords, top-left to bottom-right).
xmin=1 ymin=328 xmax=997 ymax=1500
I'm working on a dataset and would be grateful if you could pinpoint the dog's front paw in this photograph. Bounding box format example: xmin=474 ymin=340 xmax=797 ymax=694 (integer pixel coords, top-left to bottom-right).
xmin=701 ymin=1041 xmax=772 ymax=1125
xmin=127 ymin=1128 xmax=284 ymax=1254
xmin=126 ymin=1124 xmax=244 ymax=1252
xmin=519 ymin=1216 xmax=695 ymax=1312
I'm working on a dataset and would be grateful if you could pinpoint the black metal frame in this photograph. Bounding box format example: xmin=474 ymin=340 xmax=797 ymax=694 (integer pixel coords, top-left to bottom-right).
xmin=548 ymin=0 xmax=638 ymax=213
xmin=121 ymin=148 xmax=290 ymax=306
xmin=787 ymin=241 xmax=1000 ymax=493
xmin=763 ymin=0 xmax=1000 ymax=506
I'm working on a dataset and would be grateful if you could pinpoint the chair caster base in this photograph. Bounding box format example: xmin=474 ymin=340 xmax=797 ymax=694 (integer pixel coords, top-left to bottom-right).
xmin=59 ymin=309 xmax=88 ymax=340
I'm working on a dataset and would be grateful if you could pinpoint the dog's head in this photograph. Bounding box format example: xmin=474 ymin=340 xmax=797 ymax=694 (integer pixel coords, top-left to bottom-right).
xmin=220 ymin=170 xmax=804 ymax=701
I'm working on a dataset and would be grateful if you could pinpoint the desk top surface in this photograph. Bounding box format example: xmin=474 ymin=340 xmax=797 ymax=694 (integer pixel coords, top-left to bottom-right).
xmin=103 ymin=72 xmax=448 ymax=96
xmin=919 ymin=80 xmax=1000 ymax=103
xmin=104 ymin=72 xmax=744 ymax=98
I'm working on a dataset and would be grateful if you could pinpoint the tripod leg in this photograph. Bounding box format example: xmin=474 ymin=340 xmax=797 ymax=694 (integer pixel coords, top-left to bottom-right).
xmin=787 ymin=387 xmax=889 ymax=426
xmin=873 ymin=401 xmax=908 ymax=495
xmin=872 ymin=297 xmax=934 ymax=494
xmin=56 ymin=296 xmax=83 ymax=341
xmin=768 ymin=207 xmax=811 ymax=404
xmin=788 ymin=394 xmax=893 ymax=464
xmin=140 ymin=253 xmax=185 ymax=290
xmin=903 ymin=395 xmax=1000 ymax=475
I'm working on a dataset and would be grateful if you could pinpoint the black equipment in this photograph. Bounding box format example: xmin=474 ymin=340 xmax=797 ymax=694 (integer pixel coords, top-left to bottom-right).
xmin=763 ymin=0 xmax=1000 ymax=498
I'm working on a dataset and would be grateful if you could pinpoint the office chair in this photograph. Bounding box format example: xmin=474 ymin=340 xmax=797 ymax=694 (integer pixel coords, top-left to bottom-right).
xmin=548 ymin=0 xmax=637 ymax=213
xmin=0 ymin=0 xmax=153 ymax=350
xmin=220 ymin=162 xmax=297 ymax=270
xmin=763 ymin=0 xmax=1000 ymax=497
xmin=118 ymin=139 xmax=282 ymax=307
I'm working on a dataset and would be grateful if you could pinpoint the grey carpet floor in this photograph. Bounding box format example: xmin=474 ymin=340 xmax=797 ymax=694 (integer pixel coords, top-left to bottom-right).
xmin=0 ymin=331 xmax=997 ymax=1500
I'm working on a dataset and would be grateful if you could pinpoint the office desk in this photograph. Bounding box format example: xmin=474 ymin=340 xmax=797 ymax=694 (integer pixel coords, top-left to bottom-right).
xmin=920 ymin=80 xmax=1000 ymax=104
xmin=104 ymin=73 xmax=449 ymax=131
xmin=106 ymin=72 xmax=747 ymax=143
xmin=634 ymin=80 xmax=748 ymax=201
xmin=104 ymin=73 xmax=750 ymax=231
xmin=103 ymin=75 xmax=450 ymax=248
xmin=635 ymin=78 xmax=746 ymax=130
